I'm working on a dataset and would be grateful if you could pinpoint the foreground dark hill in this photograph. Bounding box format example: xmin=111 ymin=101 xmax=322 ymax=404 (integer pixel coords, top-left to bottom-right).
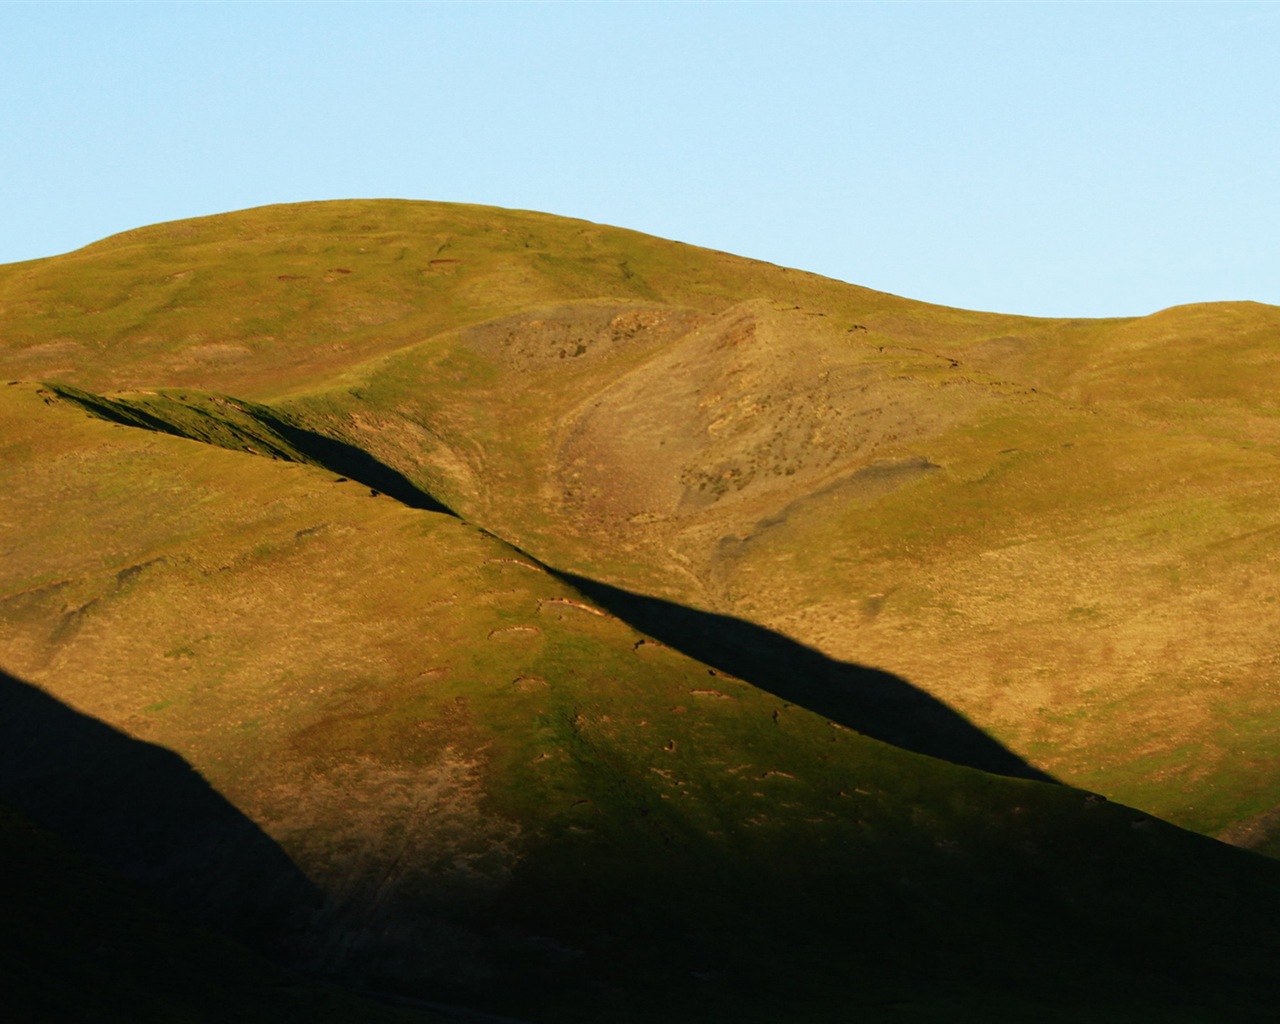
xmin=3 ymin=201 xmax=1280 ymax=1020
xmin=0 ymin=745 xmax=450 ymax=1024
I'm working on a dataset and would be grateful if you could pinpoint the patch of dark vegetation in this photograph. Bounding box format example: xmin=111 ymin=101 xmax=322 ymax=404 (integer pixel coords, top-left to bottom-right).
xmin=772 ymin=455 xmax=939 ymax=531
xmin=715 ymin=457 xmax=941 ymax=561
xmin=114 ymin=556 xmax=167 ymax=589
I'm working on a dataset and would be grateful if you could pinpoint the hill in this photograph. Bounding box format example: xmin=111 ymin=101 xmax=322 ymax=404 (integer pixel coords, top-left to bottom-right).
xmin=2 ymin=200 xmax=1280 ymax=1020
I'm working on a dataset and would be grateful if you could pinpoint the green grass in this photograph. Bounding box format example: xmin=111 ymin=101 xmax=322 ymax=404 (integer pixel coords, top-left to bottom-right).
xmin=5 ymin=200 xmax=1280 ymax=1020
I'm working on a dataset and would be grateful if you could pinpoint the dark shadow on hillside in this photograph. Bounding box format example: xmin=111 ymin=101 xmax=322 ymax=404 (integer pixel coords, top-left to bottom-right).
xmin=0 ymin=665 xmax=322 ymax=953
xmin=552 ymin=572 xmax=1057 ymax=784
xmin=43 ymin=382 xmax=456 ymax=516
xmin=253 ymin=409 xmax=457 ymax=516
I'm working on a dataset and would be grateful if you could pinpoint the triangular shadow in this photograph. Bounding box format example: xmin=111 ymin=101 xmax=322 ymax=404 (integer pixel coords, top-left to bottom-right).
xmin=43 ymin=382 xmax=456 ymax=516
xmin=552 ymin=571 xmax=1057 ymax=784
xmin=253 ymin=409 xmax=457 ymax=515
xmin=0 ymin=666 xmax=321 ymax=952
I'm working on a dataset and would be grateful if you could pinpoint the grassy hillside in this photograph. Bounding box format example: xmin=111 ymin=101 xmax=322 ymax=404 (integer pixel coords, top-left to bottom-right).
xmin=5 ymin=198 xmax=1272 ymax=844
xmin=3 ymin=201 xmax=1280 ymax=1019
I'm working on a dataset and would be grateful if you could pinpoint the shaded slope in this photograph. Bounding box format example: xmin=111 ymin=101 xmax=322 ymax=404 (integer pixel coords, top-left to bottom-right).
xmin=0 ymin=667 xmax=319 ymax=951
xmin=0 ymin=728 xmax=451 ymax=1024
xmin=4 ymin=383 xmax=1280 ymax=1022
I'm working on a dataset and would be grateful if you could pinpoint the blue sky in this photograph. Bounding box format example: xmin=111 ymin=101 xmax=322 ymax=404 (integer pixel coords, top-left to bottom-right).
xmin=2 ymin=1 xmax=1276 ymax=317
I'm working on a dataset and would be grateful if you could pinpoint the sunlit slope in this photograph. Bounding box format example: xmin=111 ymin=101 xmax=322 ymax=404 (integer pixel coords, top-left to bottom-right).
xmin=0 ymin=198 xmax=1025 ymax=398
xmin=2 ymin=198 xmax=1279 ymax=852
xmin=5 ymin=384 xmax=1280 ymax=1021
xmin=194 ymin=220 xmax=1279 ymax=846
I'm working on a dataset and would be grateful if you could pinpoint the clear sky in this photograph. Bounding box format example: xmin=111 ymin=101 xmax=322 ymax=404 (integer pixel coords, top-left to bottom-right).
xmin=2 ymin=1 xmax=1277 ymax=318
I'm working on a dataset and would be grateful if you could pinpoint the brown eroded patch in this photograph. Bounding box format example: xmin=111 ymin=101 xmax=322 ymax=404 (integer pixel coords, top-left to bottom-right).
xmin=460 ymin=299 xmax=702 ymax=370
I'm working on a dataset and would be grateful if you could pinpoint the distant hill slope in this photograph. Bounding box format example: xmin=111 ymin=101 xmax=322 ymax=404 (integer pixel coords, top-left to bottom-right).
xmin=3 ymin=201 xmax=1280 ymax=1020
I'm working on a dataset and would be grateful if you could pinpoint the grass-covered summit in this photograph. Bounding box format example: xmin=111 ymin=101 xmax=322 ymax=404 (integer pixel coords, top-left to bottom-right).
xmin=3 ymin=200 xmax=1279 ymax=1021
